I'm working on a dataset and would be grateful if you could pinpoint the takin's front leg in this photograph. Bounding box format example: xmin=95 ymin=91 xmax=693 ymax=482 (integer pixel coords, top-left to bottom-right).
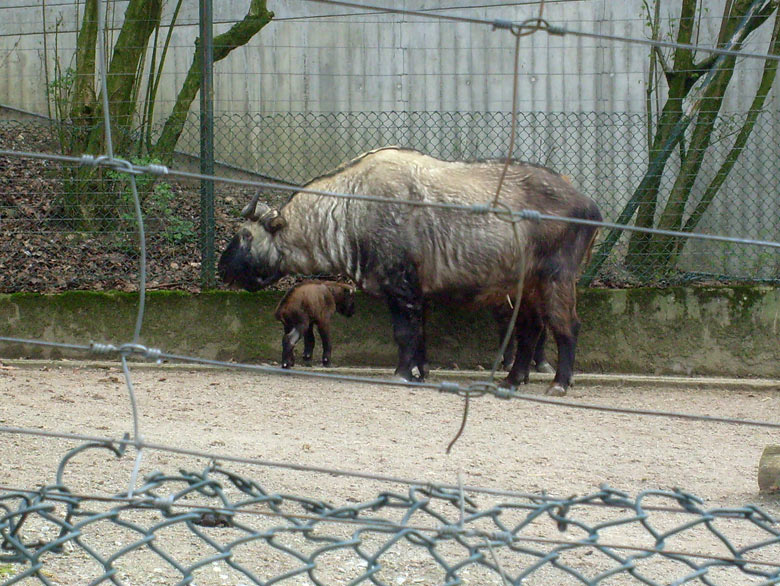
xmin=281 ymin=322 xmax=304 ymax=369
xmin=382 ymin=266 xmax=426 ymax=382
xmin=412 ymin=300 xmax=429 ymax=379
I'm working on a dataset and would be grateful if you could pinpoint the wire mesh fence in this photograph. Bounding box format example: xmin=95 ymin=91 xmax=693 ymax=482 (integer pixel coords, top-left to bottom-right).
xmin=3 ymin=453 xmax=780 ymax=586
xmin=2 ymin=107 xmax=779 ymax=293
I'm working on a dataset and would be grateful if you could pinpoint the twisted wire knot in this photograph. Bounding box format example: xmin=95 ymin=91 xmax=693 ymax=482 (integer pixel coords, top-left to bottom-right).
xmin=90 ymin=342 xmax=118 ymax=355
xmin=89 ymin=342 xmax=162 ymax=361
xmin=466 ymin=381 xmax=501 ymax=398
xmin=79 ymin=154 xmax=110 ymax=168
xmin=518 ymin=209 xmax=542 ymax=222
xmin=144 ymin=163 xmax=170 ymax=176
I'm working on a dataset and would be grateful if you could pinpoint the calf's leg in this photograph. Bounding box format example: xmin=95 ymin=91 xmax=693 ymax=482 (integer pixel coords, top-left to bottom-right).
xmin=281 ymin=322 xmax=305 ymax=369
xmin=317 ymin=321 xmax=333 ymax=366
xmin=302 ymin=325 xmax=316 ymax=365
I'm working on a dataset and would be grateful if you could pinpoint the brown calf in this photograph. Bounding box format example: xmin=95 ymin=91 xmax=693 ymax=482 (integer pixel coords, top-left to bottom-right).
xmin=274 ymin=280 xmax=356 ymax=369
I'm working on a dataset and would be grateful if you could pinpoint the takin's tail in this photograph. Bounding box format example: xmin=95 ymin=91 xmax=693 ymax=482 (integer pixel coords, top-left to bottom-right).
xmin=575 ymin=205 xmax=603 ymax=271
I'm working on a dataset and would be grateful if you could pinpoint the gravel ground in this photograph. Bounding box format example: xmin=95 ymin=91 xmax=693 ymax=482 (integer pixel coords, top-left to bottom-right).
xmin=1 ymin=360 xmax=779 ymax=585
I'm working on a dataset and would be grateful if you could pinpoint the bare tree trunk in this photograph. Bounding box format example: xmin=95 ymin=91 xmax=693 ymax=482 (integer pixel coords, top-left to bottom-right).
xmin=627 ymin=0 xmax=698 ymax=272
xmin=152 ymin=0 xmax=274 ymax=161
xmin=666 ymin=6 xmax=780 ymax=268
xmin=84 ymin=0 xmax=163 ymax=156
xmin=69 ymin=0 xmax=98 ymax=150
xmin=584 ymin=0 xmax=778 ymax=283
xmin=51 ymin=0 xmax=272 ymax=229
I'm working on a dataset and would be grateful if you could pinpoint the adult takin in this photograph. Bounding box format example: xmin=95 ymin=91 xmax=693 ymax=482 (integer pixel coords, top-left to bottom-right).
xmin=274 ymin=280 xmax=356 ymax=369
xmin=218 ymin=147 xmax=601 ymax=395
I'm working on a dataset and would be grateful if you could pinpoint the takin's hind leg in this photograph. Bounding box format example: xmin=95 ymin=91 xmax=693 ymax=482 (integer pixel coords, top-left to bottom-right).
xmin=502 ymin=308 xmax=544 ymax=389
xmin=302 ymin=325 xmax=316 ymax=366
xmin=493 ymin=306 xmax=517 ymax=371
xmin=546 ymin=320 xmax=580 ymax=396
xmin=317 ymin=321 xmax=333 ymax=367
xmin=532 ymin=328 xmax=555 ymax=374
xmin=543 ymin=281 xmax=581 ymax=396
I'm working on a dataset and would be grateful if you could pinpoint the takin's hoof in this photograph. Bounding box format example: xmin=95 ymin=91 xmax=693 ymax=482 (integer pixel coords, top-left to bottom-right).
xmin=498 ymin=376 xmax=529 ymax=389
xmin=415 ymin=364 xmax=430 ymax=379
xmin=545 ymin=383 xmax=567 ymax=397
xmin=534 ymin=361 xmax=555 ymax=374
xmin=393 ymin=372 xmax=423 ymax=383
xmin=281 ymin=362 xmax=292 ymax=369
xmin=321 ymin=360 xmax=331 ymax=368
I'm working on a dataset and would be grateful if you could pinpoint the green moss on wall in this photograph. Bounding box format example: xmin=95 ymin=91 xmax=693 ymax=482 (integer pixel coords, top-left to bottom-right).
xmin=1 ymin=287 xmax=777 ymax=377
xmin=726 ymin=286 xmax=767 ymax=324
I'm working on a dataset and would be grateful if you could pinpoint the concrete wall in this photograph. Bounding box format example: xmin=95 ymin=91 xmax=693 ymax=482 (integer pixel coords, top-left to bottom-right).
xmin=1 ymin=287 xmax=778 ymax=378
xmin=2 ymin=1 xmax=778 ymax=116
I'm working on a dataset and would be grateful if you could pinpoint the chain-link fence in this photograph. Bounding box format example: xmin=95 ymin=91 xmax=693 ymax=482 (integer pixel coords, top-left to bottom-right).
xmin=1 ymin=108 xmax=779 ymax=293
xmin=3 ymin=451 xmax=780 ymax=585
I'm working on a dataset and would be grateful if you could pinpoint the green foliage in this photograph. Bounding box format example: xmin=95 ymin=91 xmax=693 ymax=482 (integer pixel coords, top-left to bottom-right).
xmin=107 ymin=156 xmax=195 ymax=244
xmin=47 ymin=66 xmax=81 ymax=153
xmin=47 ymin=66 xmax=75 ymax=106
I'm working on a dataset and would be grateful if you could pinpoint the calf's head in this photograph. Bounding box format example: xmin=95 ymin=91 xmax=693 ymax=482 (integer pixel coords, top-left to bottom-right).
xmin=218 ymin=193 xmax=287 ymax=291
xmin=335 ymin=286 xmax=356 ymax=317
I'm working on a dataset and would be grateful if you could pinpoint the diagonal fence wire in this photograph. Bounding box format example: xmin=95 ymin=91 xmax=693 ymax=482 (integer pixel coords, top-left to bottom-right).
xmin=1 ymin=2 xmax=780 ymax=584
xmin=3 ymin=147 xmax=779 ymax=253
xmin=298 ymin=0 xmax=780 ymax=63
xmin=3 ymin=335 xmax=780 ymax=432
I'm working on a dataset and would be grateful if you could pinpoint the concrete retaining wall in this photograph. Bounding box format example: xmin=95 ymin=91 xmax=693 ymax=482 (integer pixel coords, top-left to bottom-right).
xmin=1 ymin=287 xmax=778 ymax=378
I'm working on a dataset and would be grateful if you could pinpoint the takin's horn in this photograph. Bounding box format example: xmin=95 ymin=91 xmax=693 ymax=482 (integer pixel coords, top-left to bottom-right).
xmin=240 ymin=192 xmax=267 ymax=220
xmin=260 ymin=208 xmax=287 ymax=233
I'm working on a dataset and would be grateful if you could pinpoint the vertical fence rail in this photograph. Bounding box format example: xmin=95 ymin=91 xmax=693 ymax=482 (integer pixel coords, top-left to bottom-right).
xmin=199 ymin=0 xmax=215 ymax=289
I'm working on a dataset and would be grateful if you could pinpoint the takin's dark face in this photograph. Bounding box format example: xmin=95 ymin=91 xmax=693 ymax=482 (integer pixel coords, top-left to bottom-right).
xmin=218 ymin=223 xmax=284 ymax=292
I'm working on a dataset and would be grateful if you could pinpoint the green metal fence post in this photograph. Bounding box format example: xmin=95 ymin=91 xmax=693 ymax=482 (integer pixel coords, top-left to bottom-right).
xmin=199 ymin=0 xmax=215 ymax=289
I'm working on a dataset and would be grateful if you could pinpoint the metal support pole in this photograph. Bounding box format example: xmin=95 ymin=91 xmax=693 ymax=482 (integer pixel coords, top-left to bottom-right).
xmin=199 ymin=0 xmax=215 ymax=288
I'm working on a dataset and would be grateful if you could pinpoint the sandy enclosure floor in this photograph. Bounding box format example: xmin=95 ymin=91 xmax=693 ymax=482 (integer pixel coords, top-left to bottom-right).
xmin=1 ymin=360 xmax=779 ymax=585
